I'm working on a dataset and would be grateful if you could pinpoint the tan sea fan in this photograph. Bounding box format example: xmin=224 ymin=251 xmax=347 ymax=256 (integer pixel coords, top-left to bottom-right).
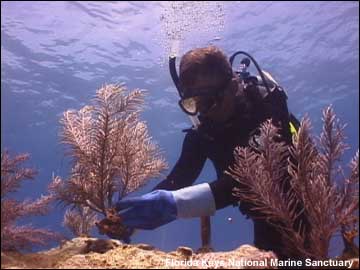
xmin=227 ymin=106 xmax=359 ymax=259
xmin=53 ymin=84 xmax=168 ymax=216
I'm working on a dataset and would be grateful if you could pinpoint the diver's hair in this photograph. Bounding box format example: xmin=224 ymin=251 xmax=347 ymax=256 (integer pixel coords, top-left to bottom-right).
xmin=179 ymin=46 xmax=233 ymax=88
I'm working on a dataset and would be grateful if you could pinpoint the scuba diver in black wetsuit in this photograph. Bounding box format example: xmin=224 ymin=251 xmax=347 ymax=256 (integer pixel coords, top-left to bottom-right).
xmin=114 ymin=46 xmax=306 ymax=260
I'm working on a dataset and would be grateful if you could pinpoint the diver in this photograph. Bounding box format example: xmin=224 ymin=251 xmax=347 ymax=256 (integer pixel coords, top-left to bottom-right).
xmin=113 ymin=46 xmax=307 ymax=260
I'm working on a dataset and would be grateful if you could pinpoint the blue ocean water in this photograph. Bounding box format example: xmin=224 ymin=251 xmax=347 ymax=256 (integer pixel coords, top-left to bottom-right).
xmin=1 ymin=1 xmax=359 ymax=257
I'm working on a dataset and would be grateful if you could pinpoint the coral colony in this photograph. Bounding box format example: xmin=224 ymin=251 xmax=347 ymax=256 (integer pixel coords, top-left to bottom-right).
xmin=54 ymin=84 xmax=167 ymax=242
xmin=1 ymin=151 xmax=61 ymax=251
xmin=228 ymin=106 xmax=359 ymax=260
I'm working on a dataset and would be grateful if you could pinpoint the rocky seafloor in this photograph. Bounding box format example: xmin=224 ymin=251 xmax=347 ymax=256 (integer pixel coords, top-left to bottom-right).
xmin=1 ymin=237 xmax=358 ymax=269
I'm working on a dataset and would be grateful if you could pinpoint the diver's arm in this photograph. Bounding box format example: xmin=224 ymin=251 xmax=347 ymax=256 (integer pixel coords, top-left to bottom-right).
xmin=149 ymin=129 xmax=244 ymax=218
xmin=170 ymin=173 xmax=241 ymax=218
xmin=208 ymin=173 xmax=240 ymax=210
xmin=153 ymin=130 xmax=207 ymax=191
xmin=116 ymin=134 xmax=243 ymax=229
xmin=172 ymin=173 xmax=242 ymax=217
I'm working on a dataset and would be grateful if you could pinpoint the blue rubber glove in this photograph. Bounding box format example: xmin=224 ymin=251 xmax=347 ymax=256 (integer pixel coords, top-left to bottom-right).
xmin=116 ymin=183 xmax=216 ymax=230
xmin=115 ymin=190 xmax=177 ymax=230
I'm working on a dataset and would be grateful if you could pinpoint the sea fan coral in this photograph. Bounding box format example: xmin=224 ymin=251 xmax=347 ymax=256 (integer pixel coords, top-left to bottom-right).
xmin=52 ymin=84 xmax=168 ymax=238
xmin=1 ymin=150 xmax=61 ymax=251
xmin=227 ymin=106 xmax=359 ymax=259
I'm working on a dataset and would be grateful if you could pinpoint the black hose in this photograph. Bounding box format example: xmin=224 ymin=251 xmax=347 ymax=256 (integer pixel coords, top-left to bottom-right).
xmin=169 ymin=56 xmax=184 ymax=98
xmin=229 ymin=51 xmax=271 ymax=95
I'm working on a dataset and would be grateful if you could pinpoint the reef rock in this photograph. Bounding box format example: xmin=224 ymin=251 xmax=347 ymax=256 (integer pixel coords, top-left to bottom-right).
xmin=2 ymin=237 xmax=355 ymax=269
xmin=1 ymin=238 xmax=277 ymax=269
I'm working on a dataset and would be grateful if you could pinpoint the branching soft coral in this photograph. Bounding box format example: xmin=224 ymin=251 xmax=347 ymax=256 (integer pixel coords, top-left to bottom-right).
xmin=228 ymin=121 xmax=310 ymax=259
xmin=53 ymin=84 xmax=168 ymax=216
xmin=1 ymin=150 xmax=62 ymax=252
xmin=227 ymin=106 xmax=359 ymax=260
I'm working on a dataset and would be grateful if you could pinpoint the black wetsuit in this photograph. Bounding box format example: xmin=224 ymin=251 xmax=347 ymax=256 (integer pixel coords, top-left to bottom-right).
xmin=153 ymin=86 xmax=296 ymax=259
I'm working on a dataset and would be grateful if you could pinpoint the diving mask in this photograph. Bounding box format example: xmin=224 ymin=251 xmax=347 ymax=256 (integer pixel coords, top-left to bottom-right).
xmin=178 ymin=77 xmax=232 ymax=116
xmin=179 ymin=94 xmax=218 ymax=116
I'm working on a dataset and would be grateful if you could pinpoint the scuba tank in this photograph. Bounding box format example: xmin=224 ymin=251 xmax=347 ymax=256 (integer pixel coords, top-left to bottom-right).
xmin=229 ymin=51 xmax=300 ymax=139
xmin=230 ymin=51 xmax=285 ymax=98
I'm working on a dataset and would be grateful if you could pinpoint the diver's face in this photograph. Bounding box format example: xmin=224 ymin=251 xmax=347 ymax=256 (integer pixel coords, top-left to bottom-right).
xmin=182 ymin=75 xmax=238 ymax=122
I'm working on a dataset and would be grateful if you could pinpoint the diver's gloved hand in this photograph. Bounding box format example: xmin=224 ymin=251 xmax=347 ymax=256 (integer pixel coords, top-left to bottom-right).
xmin=115 ymin=190 xmax=177 ymax=230
xmin=115 ymin=183 xmax=216 ymax=230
